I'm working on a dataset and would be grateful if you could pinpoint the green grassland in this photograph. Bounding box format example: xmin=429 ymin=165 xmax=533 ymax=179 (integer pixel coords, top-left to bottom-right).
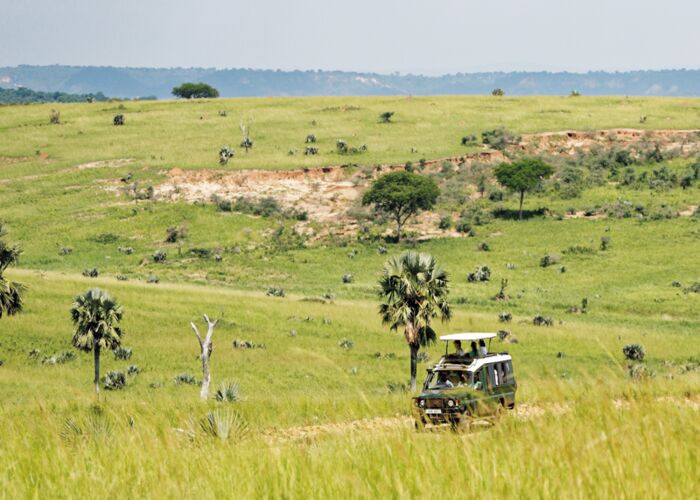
xmin=1 ymin=96 xmax=700 ymax=497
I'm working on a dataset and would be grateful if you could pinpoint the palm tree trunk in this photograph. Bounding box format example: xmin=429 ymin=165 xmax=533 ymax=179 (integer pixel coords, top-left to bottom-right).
xmin=93 ymin=344 xmax=101 ymax=394
xmin=519 ymin=190 xmax=525 ymax=220
xmin=409 ymin=343 xmax=419 ymax=391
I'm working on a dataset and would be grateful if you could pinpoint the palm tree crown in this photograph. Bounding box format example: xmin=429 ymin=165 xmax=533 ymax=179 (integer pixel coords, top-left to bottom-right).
xmin=378 ymin=251 xmax=452 ymax=346
xmin=70 ymin=288 xmax=124 ymax=351
xmin=0 ymin=225 xmax=25 ymax=318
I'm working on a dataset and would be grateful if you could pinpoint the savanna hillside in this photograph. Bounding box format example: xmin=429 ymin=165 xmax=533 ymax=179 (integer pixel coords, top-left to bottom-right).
xmin=0 ymin=95 xmax=699 ymax=497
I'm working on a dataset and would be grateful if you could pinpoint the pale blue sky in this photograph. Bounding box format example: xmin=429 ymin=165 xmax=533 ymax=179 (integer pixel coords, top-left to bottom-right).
xmin=1 ymin=0 xmax=698 ymax=74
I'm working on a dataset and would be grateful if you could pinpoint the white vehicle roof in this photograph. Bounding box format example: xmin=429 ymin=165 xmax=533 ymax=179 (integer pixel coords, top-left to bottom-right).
xmin=469 ymin=354 xmax=512 ymax=371
xmin=433 ymin=353 xmax=512 ymax=372
xmin=439 ymin=332 xmax=497 ymax=341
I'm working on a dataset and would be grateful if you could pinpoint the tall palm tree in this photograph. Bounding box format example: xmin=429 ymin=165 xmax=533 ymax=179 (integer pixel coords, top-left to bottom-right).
xmin=70 ymin=288 xmax=124 ymax=394
xmin=0 ymin=224 xmax=25 ymax=318
xmin=378 ymin=252 xmax=451 ymax=390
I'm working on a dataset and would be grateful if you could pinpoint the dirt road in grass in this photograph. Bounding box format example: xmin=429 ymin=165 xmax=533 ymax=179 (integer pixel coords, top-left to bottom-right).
xmin=261 ymin=395 xmax=699 ymax=444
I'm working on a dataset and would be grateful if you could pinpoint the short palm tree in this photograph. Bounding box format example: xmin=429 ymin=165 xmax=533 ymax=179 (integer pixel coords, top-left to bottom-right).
xmin=378 ymin=252 xmax=451 ymax=390
xmin=0 ymin=225 xmax=25 ymax=318
xmin=70 ymin=288 xmax=124 ymax=394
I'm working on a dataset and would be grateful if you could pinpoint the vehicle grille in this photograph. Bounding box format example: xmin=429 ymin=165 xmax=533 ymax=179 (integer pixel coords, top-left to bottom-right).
xmin=426 ymin=399 xmax=444 ymax=409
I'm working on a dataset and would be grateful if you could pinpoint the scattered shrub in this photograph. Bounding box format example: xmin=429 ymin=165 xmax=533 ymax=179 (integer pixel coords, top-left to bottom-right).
xmin=477 ymin=241 xmax=491 ymax=252
xmin=467 ymin=265 xmax=491 ymax=283
xmin=42 ymin=352 xmax=76 ymax=365
xmin=539 ymin=254 xmax=561 ymax=268
xmin=493 ymin=279 xmax=509 ymax=301
xmin=152 ymin=250 xmax=167 ymax=263
xmin=103 ymin=371 xmax=126 ymax=390
xmin=174 ymin=373 xmax=197 ymax=385
xmin=58 ymin=246 xmax=73 ymax=256
xmin=623 ymin=344 xmax=645 ymax=361
xmin=93 ymin=233 xmax=119 ymax=244
xmin=49 ymin=109 xmax=61 ymax=124
xmin=339 ymin=338 xmax=354 ymax=350
xmin=82 ymin=268 xmax=99 ymax=278
xmin=628 ymin=363 xmax=655 ymax=380
xmin=342 ymin=273 xmax=353 ymax=284
xmin=533 ymin=315 xmax=553 ymax=326
xmin=600 ymin=236 xmax=611 ymax=251
xmin=455 ymin=219 xmax=474 ymax=235
xmin=146 ymin=274 xmax=159 ymax=284
xmin=498 ymin=311 xmax=512 ymax=323
xmin=438 ymin=215 xmax=452 ymax=230
xmin=461 ymin=134 xmax=477 ymax=146
xmin=118 ymin=246 xmax=134 ymax=255
xmin=232 ymin=340 xmax=265 ymax=349
xmin=266 ymin=286 xmax=285 ymax=297
xmin=215 ymin=382 xmax=240 ymax=403
xmin=305 ymin=134 xmax=317 ymax=143
xmin=379 ymin=111 xmax=394 ymax=123
xmin=127 ymin=365 xmax=140 ymax=376
xmin=671 ymin=281 xmax=682 ymax=288
xmin=482 ymin=128 xmax=520 ymax=150
xmin=417 ymin=351 xmax=430 ymax=363
xmin=497 ymin=330 xmax=518 ymax=343
xmin=564 ymin=245 xmax=596 ymax=255
xmin=165 ymin=225 xmax=187 ymax=243
xmin=240 ymin=137 xmax=253 ymax=152
xmin=198 ymin=410 xmax=249 ymax=441
xmin=304 ymin=146 xmax=318 ymax=155
xmin=219 ymin=146 xmax=234 ymax=165
xmin=113 ymin=346 xmax=132 ymax=360
xmin=373 ymin=352 xmax=397 ymax=360
xmin=113 ymin=114 xmax=125 ymax=126
xmin=686 ymin=282 xmax=700 ymax=294
xmin=491 ymin=88 xmax=505 ymax=96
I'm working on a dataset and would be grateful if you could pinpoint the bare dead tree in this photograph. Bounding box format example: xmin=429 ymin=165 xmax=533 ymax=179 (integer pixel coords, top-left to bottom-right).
xmin=190 ymin=314 xmax=218 ymax=400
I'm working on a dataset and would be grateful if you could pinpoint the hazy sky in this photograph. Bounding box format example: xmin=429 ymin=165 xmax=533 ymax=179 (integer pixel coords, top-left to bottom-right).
xmin=1 ymin=0 xmax=699 ymax=74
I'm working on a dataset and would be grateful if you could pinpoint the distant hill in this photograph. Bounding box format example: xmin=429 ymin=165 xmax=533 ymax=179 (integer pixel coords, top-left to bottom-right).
xmin=1 ymin=65 xmax=699 ymax=99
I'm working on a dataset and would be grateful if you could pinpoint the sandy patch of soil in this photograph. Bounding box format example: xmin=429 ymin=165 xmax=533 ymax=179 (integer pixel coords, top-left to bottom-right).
xmin=142 ymin=129 xmax=700 ymax=230
xmin=74 ymin=158 xmax=134 ymax=170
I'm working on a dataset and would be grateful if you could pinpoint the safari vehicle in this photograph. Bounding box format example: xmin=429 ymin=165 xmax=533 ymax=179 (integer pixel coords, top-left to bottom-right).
xmin=413 ymin=333 xmax=517 ymax=429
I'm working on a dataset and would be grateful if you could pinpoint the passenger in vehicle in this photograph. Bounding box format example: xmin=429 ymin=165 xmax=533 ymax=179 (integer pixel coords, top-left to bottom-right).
xmin=453 ymin=340 xmax=466 ymax=356
xmin=469 ymin=341 xmax=479 ymax=358
xmin=478 ymin=339 xmax=488 ymax=357
xmin=436 ymin=372 xmax=454 ymax=388
xmin=458 ymin=373 xmax=469 ymax=386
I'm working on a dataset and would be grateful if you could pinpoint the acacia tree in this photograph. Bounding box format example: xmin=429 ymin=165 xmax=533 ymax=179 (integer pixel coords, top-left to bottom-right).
xmin=0 ymin=224 xmax=24 ymax=318
xmin=378 ymin=252 xmax=451 ymax=390
xmin=172 ymin=82 xmax=220 ymax=99
xmin=362 ymin=171 xmax=439 ymax=242
xmin=70 ymin=288 xmax=124 ymax=394
xmin=494 ymin=158 xmax=554 ymax=219
xmin=190 ymin=314 xmax=219 ymax=400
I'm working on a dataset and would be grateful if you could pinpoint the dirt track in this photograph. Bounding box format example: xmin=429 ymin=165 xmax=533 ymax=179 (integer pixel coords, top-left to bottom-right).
xmin=260 ymin=395 xmax=699 ymax=444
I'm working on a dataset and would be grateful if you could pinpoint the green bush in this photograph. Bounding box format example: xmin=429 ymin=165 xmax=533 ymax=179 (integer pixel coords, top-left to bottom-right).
xmin=152 ymin=250 xmax=167 ymax=263
xmin=482 ymin=129 xmax=521 ymax=150
xmin=623 ymin=344 xmax=645 ymax=361
xmin=467 ymin=265 xmax=491 ymax=283
xmin=174 ymin=373 xmax=197 ymax=385
xmin=103 ymin=371 xmax=126 ymax=390
xmin=113 ymin=346 xmax=132 ymax=360
xmin=215 ymin=382 xmax=240 ymax=403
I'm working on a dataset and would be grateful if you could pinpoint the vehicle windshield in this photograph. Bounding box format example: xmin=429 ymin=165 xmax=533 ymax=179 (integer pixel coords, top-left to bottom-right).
xmin=425 ymin=370 xmax=473 ymax=389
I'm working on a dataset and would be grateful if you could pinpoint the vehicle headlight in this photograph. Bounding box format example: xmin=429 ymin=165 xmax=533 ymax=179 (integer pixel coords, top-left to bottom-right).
xmin=419 ymin=400 xmax=426 ymax=407
xmin=447 ymin=399 xmax=455 ymax=407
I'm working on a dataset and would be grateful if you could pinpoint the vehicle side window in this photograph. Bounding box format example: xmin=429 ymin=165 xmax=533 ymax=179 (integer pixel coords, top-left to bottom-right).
xmin=485 ymin=366 xmax=495 ymax=388
xmin=506 ymin=361 xmax=515 ymax=383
